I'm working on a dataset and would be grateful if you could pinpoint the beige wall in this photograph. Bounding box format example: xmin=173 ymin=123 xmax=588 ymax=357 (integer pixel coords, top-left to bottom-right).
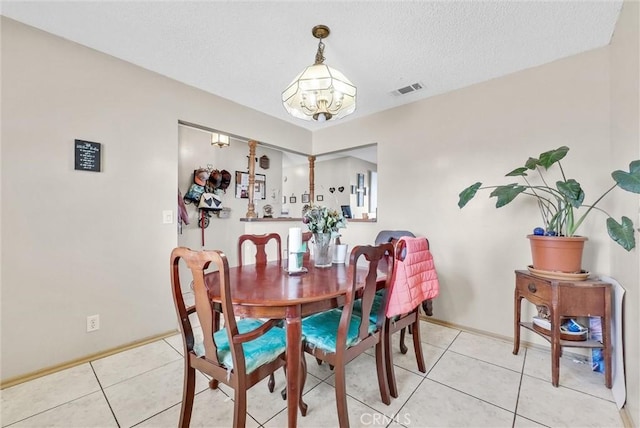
xmin=314 ymin=46 xmax=613 ymax=335
xmin=2 ymin=6 xmax=639 ymax=422
xmin=610 ymin=2 xmax=640 ymax=425
xmin=313 ymin=2 xmax=639 ymax=420
xmin=0 ymin=17 xmax=310 ymax=380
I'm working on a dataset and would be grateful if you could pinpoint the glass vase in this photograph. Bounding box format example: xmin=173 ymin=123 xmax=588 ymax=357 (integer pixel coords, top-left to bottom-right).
xmin=313 ymin=232 xmax=333 ymax=268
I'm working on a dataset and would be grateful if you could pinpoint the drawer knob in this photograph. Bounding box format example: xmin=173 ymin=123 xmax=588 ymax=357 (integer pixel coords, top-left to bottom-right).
xmin=528 ymin=283 xmax=537 ymax=293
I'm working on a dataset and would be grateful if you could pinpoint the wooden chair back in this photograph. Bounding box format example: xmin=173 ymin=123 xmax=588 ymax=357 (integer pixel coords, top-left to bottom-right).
xmin=392 ymin=236 xmax=430 ymax=259
xmin=170 ymin=247 xmax=286 ymax=427
xmin=342 ymin=243 xmax=395 ymax=343
xmin=238 ymin=233 xmax=282 ymax=266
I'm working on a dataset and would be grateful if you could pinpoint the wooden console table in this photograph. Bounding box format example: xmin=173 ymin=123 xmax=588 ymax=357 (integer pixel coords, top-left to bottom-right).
xmin=513 ymin=270 xmax=612 ymax=388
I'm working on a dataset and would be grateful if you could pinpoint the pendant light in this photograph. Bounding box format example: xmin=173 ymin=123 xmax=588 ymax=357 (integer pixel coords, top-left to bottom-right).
xmin=282 ymin=25 xmax=356 ymax=122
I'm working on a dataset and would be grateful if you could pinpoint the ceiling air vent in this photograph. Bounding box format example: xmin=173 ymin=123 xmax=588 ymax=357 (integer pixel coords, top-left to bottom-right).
xmin=393 ymin=82 xmax=424 ymax=96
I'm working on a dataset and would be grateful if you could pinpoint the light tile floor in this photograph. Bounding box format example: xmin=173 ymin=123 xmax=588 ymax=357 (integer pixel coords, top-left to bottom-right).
xmin=1 ymin=320 xmax=623 ymax=427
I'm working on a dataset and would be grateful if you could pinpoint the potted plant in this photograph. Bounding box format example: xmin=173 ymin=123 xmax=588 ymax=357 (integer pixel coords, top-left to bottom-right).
xmin=458 ymin=146 xmax=640 ymax=273
xmin=303 ymin=205 xmax=347 ymax=267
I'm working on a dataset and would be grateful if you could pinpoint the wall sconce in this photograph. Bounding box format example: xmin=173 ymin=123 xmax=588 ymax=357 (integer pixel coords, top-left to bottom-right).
xmin=211 ymin=132 xmax=230 ymax=148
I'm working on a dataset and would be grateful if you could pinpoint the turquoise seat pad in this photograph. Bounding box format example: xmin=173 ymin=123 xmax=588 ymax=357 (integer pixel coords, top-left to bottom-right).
xmin=353 ymin=291 xmax=385 ymax=323
xmin=194 ymin=318 xmax=286 ymax=374
xmin=302 ymin=308 xmax=376 ymax=354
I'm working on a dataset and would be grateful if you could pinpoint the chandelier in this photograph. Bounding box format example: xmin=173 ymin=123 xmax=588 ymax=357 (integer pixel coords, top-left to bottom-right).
xmin=282 ymin=25 xmax=356 ymax=122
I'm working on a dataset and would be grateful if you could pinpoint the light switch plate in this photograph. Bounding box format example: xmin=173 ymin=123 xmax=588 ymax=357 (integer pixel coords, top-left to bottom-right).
xmin=162 ymin=210 xmax=173 ymax=224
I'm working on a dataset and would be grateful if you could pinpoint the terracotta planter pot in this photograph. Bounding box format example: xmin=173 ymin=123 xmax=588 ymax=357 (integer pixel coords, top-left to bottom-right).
xmin=527 ymin=235 xmax=588 ymax=273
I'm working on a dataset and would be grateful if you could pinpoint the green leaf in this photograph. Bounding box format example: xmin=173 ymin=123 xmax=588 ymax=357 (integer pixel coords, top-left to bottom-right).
xmin=524 ymin=157 xmax=539 ymax=170
xmin=612 ymin=160 xmax=640 ymax=194
xmin=458 ymin=182 xmax=482 ymax=208
xmin=489 ymin=184 xmax=526 ymax=208
xmin=538 ymin=146 xmax=569 ymax=169
xmin=607 ymin=216 xmax=636 ymax=251
xmin=556 ymin=179 xmax=584 ymax=208
xmin=506 ymin=167 xmax=528 ymax=177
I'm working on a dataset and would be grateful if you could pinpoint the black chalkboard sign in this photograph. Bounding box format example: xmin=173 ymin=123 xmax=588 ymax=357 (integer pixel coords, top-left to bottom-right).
xmin=74 ymin=140 xmax=101 ymax=172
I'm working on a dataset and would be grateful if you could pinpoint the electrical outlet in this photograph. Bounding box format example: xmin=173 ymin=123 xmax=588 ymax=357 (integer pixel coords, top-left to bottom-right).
xmin=87 ymin=314 xmax=100 ymax=332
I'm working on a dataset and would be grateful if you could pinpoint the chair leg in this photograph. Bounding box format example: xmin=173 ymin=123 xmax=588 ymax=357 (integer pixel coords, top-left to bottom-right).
xmin=210 ymin=311 xmax=221 ymax=391
xmin=179 ymin=365 xmax=196 ymax=428
xmin=384 ymin=328 xmax=398 ymax=399
xmin=233 ymin=388 xmax=247 ymax=428
xmin=399 ymin=327 xmax=408 ymax=354
xmin=334 ymin=364 xmax=350 ymax=428
xmin=280 ymin=362 xmax=288 ymax=400
xmin=315 ymin=357 xmax=323 ymax=366
xmin=412 ymin=319 xmax=426 ymax=373
xmin=268 ymin=373 xmax=275 ymax=393
xmin=299 ymin=349 xmax=308 ymax=417
xmin=375 ymin=342 xmax=391 ymax=405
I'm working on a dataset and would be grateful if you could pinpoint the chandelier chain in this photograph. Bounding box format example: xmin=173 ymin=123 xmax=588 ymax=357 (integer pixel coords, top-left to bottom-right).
xmin=314 ymin=40 xmax=325 ymax=65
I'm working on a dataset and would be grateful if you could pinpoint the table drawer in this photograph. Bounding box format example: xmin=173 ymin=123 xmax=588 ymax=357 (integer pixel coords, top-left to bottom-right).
xmin=516 ymin=275 xmax=552 ymax=304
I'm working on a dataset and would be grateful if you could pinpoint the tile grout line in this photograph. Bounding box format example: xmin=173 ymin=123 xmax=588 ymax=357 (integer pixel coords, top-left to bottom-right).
xmin=89 ymin=361 xmax=121 ymax=428
xmin=511 ymin=347 xmax=527 ymax=428
xmin=382 ymin=328 xmax=463 ymax=428
xmin=425 ymin=329 xmax=519 ymax=417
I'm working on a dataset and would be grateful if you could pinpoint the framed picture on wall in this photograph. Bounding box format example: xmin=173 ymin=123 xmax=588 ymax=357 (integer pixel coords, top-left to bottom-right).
xmin=290 ymin=196 xmax=297 ymax=203
xmin=302 ymin=193 xmax=310 ymax=203
xmin=317 ymin=195 xmax=324 ymax=202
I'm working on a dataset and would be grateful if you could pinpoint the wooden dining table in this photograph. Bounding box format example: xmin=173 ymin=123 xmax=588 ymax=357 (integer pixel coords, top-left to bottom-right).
xmin=203 ymin=260 xmax=378 ymax=428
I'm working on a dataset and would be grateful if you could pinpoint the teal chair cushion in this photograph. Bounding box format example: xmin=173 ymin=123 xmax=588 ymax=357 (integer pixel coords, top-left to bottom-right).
xmin=194 ymin=318 xmax=286 ymax=374
xmin=353 ymin=290 xmax=386 ymax=323
xmin=302 ymin=308 xmax=376 ymax=354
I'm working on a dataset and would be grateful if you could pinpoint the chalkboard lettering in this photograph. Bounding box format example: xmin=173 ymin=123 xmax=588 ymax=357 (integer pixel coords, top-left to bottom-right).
xmin=74 ymin=140 xmax=101 ymax=172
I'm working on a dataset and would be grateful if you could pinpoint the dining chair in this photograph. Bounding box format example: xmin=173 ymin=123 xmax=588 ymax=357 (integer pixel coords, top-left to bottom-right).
xmin=301 ymin=243 xmax=394 ymax=427
xmin=238 ymin=233 xmax=282 ymax=393
xmin=170 ymin=247 xmax=305 ymax=428
xmin=374 ymin=231 xmax=431 ymax=347
xmin=238 ymin=233 xmax=282 ymax=267
xmin=354 ymin=236 xmax=439 ymax=397
xmin=383 ymin=237 xmax=439 ymax=397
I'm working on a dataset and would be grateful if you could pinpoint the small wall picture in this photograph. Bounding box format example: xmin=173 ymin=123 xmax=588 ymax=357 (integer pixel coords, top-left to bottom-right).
xmin=302 ymin=193 xmax=310 ymax=203
xmin=316 ymin=194 xmax=324 ymax=202
xmin=289 ymin=196 xmax=297 ymax=203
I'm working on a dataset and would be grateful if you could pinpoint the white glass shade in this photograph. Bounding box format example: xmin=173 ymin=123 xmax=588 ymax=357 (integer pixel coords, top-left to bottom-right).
xmin=211 ymin=132 xmax=230 ymax=148
xmin=282 ymin=63 xmax=356 ymax=121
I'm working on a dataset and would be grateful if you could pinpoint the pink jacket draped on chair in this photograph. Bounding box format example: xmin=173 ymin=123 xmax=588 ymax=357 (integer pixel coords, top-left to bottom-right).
xmin=386 ymin=237 xmax=440 ymax=318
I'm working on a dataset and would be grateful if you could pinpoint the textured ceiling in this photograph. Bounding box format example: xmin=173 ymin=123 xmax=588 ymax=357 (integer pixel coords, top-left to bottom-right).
xmin=1 ymin=1 xmax=623 ymax=132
